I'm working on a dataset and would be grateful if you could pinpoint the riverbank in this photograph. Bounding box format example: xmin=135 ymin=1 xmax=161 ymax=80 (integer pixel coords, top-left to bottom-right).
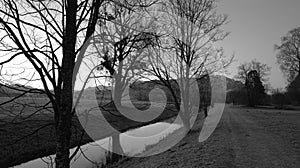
xmin=110 ymin=105 xmax=300 ymax=168
xmin=0 ymin=100 xmax=179 ymax=167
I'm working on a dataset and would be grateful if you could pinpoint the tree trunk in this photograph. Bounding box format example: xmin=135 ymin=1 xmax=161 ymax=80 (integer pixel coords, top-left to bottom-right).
xmin=113 ymin=86 xmax=122 ymax=107
xmin=168 ymin=82 xmax=191 ymax=131
xmin=110 ymin=133 xmax=124 ymax=163
xmin=182 ymin=66 xmax=191 ymax=131
xmin=181 ymin=113 xmax=191 ymax=131
xmin=112 ymin=55 xmax=124 ymax=107
xmin=204 ymin=106 xmax=208 ymax=118
xmin=55 ymin=110 xmax=72 ymax=168
xmin=55 ymin=0 xmax=77 ymax=167
xmin=182 ymin=93 xmax=191 ymax=130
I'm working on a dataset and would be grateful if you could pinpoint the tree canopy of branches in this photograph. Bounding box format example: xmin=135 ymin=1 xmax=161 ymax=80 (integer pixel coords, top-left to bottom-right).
xmin=275 ymin=27 xmax=300 ymax=82
xmin=147 ymin=0 xmax=232 ymax=130
xmin=89 ymin=3 xmax=159 ymax=162
xmin=235 ymin=59 xmax=271 ymax=84
xmin=0 ymin=0 xmax=154 ymax=167
xmin=93 ymin=3 xmax=159 ymax=107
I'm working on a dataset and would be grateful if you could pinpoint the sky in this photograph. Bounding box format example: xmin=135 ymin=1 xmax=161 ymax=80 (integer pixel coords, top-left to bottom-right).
xmin=216 ymin=0 xmax=300 ymax=89
xmin=2 ymin=0 xmax=300 ymax=90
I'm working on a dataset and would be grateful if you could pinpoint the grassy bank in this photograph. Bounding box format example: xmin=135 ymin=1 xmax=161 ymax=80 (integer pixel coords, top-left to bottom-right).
xmin=0 ymin=98 xmax=180 ymax=167
xmin=110 ymin=105 xmax=300 ymax=168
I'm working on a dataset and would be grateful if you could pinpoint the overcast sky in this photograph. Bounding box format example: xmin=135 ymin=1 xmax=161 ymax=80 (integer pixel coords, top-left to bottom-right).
xmin=216 ymin=0 xmax=300 ymax=89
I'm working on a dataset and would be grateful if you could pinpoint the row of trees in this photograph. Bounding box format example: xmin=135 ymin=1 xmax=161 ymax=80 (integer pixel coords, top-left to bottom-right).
xmin=81 ymin=0 xmax=232 ymax=162
xmin=228 ymin=26 xmax=300 ymax=107
xmin=0 ymin=0 xmax=232 ymax=167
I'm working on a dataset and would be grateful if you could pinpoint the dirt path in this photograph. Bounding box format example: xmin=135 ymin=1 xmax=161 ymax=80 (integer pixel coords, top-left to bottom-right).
xmin=111 ymin=106 xmax=300 ymax=168
xmin=225 ymin=107 xmax=300 ymax=168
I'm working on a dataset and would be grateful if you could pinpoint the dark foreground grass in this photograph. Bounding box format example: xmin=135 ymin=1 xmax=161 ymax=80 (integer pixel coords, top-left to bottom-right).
xmin=0 ymin=114 xmax=92 ymax=167
xmin=0 ymin=99 xmax=179 ymax=167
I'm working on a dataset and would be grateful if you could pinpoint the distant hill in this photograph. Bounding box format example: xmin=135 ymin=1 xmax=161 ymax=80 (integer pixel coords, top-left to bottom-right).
xmin=78 ymin=75 xmax=244 ymax=104
xmin=224 ymin=76 xmax=244 ymax=91
xmin=0 ymin=83 xmax=46 ymax=98
xmin=0 ymin=75 xmax=244 ymax=100
xmin=0 ymin=83 xmax=26 ymax=97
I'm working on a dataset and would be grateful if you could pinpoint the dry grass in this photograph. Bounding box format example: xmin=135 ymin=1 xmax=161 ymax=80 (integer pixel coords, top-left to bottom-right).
xmin=0 ymin=97 xmax=179 ymax=167
xmin=110 ymin=105 xmax=300 ymax=168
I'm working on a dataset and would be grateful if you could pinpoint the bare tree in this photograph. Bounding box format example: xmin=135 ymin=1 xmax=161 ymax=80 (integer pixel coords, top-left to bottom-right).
xmin=235 ymin=59 xmax=271 ymax=84
xmin=93 ymin=3 xmax=158 ymax=107
xmin=0 ymin=0 xmax=154 ymax=167
xmin=275 ymin=27 xmax=300 ymax=82
xmin=147 ymin=0 xmax=232 ymax=131
xmin=89 ymin=3 xmax=159 ymax=162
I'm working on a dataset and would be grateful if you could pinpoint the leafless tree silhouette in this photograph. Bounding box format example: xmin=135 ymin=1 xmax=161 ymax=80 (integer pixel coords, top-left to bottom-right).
xmin=146 ymin=0 xmax=233 ymax=131
xmin=0 ymin=0 xmax=155 ymax=167
xmin=89 ymin=3 xmax=159 ymax=162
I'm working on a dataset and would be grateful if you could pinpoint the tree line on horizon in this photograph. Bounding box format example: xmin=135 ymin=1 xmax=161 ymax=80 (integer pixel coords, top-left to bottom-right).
xmin=227 ymin=26 xmax=300 ymax=108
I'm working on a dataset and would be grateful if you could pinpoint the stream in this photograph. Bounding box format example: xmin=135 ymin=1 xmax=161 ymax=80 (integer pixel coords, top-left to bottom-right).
xmin=13 ymin=121 xmax=182 ymax=168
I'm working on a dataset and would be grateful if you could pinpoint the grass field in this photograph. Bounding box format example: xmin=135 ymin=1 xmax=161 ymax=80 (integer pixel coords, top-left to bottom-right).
xmin=0 ymin=96 xmax=180 ymax=167
xmin=110 ymin=105 xmax=300 ymax=168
